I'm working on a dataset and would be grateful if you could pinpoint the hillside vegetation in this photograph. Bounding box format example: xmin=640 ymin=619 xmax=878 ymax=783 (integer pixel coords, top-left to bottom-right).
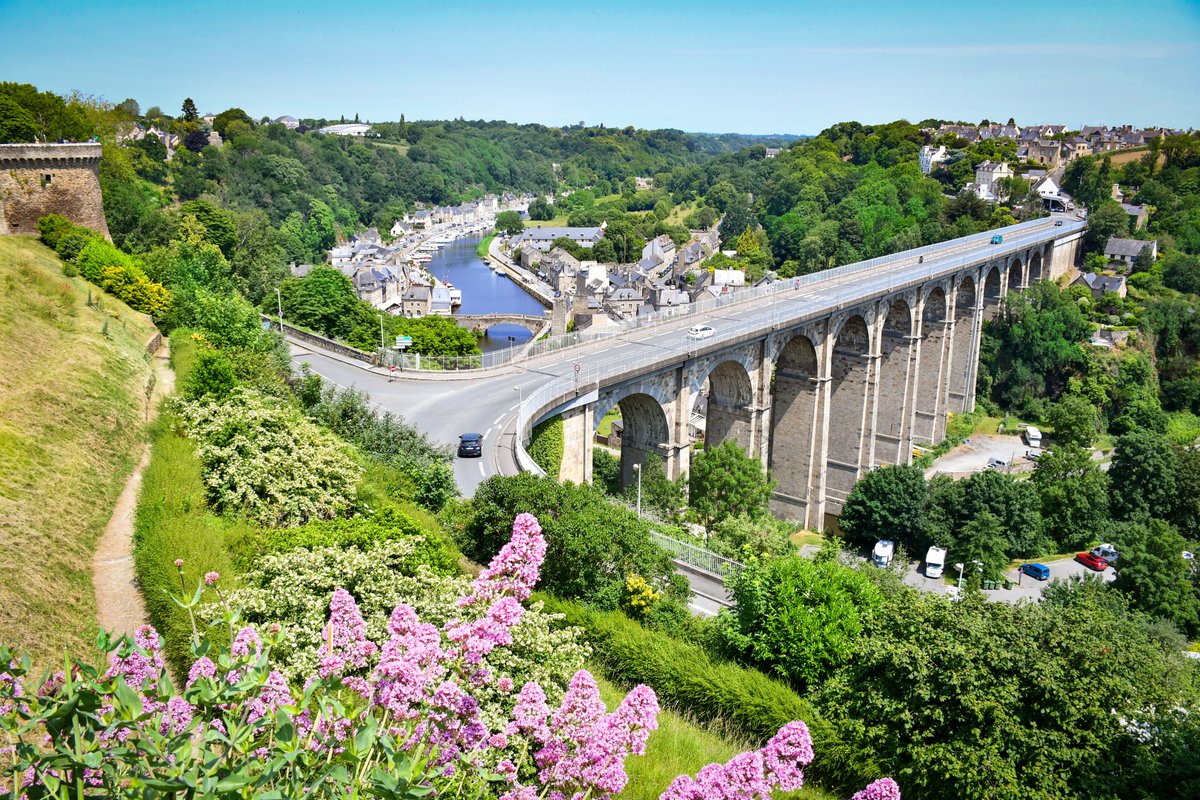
xmin=0 ymin=236 xmax=157 ymax=665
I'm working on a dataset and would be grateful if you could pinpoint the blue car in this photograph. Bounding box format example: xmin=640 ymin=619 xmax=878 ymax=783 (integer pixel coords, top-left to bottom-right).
xmin=991 ymin=234 xmax=1004 ymax=244
xmin=1019 ymin=563 xmax=1050 ymax=581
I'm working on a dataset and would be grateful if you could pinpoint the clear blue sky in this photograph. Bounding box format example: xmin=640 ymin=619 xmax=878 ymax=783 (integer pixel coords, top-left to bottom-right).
xmin=2 ymin=0 xmax=1197 ymax=134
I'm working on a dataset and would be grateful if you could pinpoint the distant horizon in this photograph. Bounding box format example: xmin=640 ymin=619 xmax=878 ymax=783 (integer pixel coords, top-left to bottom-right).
xmin=3 ymin=0 xmax=1197 ymax=133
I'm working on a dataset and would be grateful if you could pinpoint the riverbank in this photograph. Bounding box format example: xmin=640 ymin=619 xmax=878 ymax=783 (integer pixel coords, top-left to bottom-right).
xmin=484 ymin=234 xmax=555 ymax=306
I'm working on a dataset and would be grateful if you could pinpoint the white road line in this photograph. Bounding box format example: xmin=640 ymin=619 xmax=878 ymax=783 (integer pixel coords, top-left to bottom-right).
xmin=493 ymin=415 xmax=505 ymax=426
xmin=478 ymin=463 xmax=486 ymax=477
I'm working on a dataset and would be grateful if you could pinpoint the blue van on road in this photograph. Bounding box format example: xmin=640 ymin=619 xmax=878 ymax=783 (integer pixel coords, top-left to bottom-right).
xmin=1019 ymin=563 xmax=1050 ymax=581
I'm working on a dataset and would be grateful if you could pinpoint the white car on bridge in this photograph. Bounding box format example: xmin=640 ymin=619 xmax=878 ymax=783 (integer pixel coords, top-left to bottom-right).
xmin=687 ymin=324 xmax=715 ymax=340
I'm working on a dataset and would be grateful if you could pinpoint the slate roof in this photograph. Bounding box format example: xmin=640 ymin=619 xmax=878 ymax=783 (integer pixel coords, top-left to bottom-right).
xmin=1105 ymin=237 xmax=1154 ymax=258
xmin=1076 ymin=272 xmax=1126 ymax=293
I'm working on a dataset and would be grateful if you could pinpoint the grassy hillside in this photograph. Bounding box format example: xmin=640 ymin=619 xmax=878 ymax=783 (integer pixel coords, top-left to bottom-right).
xmin=0 ymin=236 xmax=157 ymax=665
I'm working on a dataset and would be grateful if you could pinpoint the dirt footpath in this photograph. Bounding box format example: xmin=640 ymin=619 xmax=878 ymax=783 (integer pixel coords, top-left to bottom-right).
xmin=93 ymin=340 xmax=174 ymax=637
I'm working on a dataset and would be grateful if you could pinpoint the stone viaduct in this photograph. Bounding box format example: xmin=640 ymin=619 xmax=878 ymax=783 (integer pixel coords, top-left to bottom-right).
xmin=521 ymin=218 xmax=1084 ymax=530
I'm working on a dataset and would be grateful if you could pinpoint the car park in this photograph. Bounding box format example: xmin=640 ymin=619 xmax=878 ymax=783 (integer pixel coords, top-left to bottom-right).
xmin=457 ymin=432 xmax=483 ymax=458
xmin=1019 ymin=563 xmax=1051 ymax=581
xmin=1075 ymin=552 xmax=1108 ymax=571
xmin=872 ymin=539 xmax=895 ymax=568
xmin=686 ymin=324 xmax=715 ymax=340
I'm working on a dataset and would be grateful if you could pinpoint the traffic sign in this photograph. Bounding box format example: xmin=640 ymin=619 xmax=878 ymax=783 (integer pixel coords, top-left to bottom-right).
xmin=573 ymin=362 xmax=582 ymax=374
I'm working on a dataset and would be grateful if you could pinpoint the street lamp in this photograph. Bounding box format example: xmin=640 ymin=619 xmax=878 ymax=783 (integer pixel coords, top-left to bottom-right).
xmin=954 ymin=562 xmax=965 ymax=590
xmin=378 ymin=313 xmax=386 ymax=352
xmin=632 ymin=463 xmax=642 ymax=518
xmin=275 ymin=287 xmax=284 ymax=332
xmin=513 ymin=385 xmax=522 ymax=409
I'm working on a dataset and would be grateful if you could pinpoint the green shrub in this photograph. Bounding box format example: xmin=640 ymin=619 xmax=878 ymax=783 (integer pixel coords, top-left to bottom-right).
xmin=180 ymin=348 xmax=237 ymax=400
xmin=36 ymin=213 xmax=75 ymax=249
xmin=174 ymin=388 xmax=362 ymax=528
xmin=528 ymin=415 xmax=564 ymax=477
xmin=541 ymin=597 xmax=871 ymax=791
xmin=244 ymin=513 xmax=458 ymax=576
xmin=56 ymin=228 xmax=96 ymax=262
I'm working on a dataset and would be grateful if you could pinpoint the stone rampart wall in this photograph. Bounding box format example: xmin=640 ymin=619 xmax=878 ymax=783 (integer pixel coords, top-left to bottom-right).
xmin=0 ymin=143 xmax=110 ymax=240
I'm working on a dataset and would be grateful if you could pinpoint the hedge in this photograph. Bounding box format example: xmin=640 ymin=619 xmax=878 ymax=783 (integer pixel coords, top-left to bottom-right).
xmin=528 ymin=415 xmax=564 ymax=478
xmin=540 ymin=596 xmax=875 ymax=792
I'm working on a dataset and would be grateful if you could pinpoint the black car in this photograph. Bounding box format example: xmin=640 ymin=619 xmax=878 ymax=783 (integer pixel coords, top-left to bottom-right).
xmin=457 ymin=432 xmax=483 ymax=458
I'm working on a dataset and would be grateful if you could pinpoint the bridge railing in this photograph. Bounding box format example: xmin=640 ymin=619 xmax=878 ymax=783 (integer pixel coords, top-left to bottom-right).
xmin=650 ymin=531 xmax=745 ymax=579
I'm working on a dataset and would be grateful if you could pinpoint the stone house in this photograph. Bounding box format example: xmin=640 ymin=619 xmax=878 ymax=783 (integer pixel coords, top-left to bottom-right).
xmin=1104 ymin=237 xmax=1157 ymax=267
xmin=968 ymin=160 xmax=1015 ymax=201
xmin=401 ymin=285 xmax=431 ymax=317
xmin=1072 ymin=272 xmax=1127 ymax=301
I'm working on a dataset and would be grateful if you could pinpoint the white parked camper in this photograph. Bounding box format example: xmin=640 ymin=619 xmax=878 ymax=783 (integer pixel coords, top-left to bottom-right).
xmin=872 ymin=539 xmax=895 ymax=568
xmin=925 ymin=546 xmax=948 ymax=579
xmin=1024 ymin=426 xmax=1042 ymax=448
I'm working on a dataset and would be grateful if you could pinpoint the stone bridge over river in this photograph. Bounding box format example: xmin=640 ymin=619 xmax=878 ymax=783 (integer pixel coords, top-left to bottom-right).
xmin=513 ymin=216 xmax=1084 ymax=529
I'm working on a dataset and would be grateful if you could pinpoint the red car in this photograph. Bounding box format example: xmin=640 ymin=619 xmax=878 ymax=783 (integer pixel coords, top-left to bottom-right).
xmin=1075 ymin=552 xmax=1108 ymax=571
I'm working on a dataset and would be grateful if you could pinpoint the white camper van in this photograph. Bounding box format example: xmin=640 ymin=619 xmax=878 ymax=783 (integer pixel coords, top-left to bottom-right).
xmin=1024 ymin=426 xmax=1042 ymax=449
xmin=925 ymin=546 xmax=948 ymax=579
xmin=872 ymin=539 xmax=895 ymax=568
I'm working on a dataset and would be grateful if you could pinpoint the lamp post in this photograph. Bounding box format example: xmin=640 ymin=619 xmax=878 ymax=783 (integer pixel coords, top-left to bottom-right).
xmin=955 ymin=562 xmax=965 ymax=591
xmin=632 ymin=463 xmax=642 ymax=518
xmin=275 ymin=287 xmax=283 ymax=332
xmin=513 ymin=385 xmax=522 ymax=409
xmin=378 ymin=313 xmax=386 ymax=352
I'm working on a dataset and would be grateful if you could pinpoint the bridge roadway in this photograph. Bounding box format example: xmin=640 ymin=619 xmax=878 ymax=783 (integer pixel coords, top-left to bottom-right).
xmin=289 ymin=215 xmax=1082 ymax=605
xmin=291 ymin=215 xmax=1083 ymax=498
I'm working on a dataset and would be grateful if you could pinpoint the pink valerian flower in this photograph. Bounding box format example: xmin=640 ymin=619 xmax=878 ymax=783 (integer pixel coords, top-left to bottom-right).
xmin=497 ymin=675 xmax=514 ymax=693
xmin=459 ymin=513 xmax=546 ymax=607
xmin=232 ymin=627 xmax=262 ymax=658
xmin=761 ymin=720 xmax=814 ymax=792
xmin=186 ymin=656 xmax=217 ymax=688
xmin=550 ymin=671 xmax=606 ymax=741
xmin=105 ymin=625 xmax=165 ymax=692
xmin=0 ymin=664 xmax=23 ymax=716
xmin=204 ymin=571 xmax=220 ymax=586
xmin=852 ymin=778 xmax=902 ymax=800
xmin=663 ymin=721 xmax=821 ymax=800
xmin=173 ymin=559 xmax=184 ymax=568
xmin=319 ymin=589 xmax=378 ymax=680
xmin=444 ymin=598 xmax=523 ymax=664
xmin=510 ymin=681 xmax=551 ymax=739
xmin=160 ymin=696 xmax=195 ymax=736
xmin=244 ymin=670 xmax=294 ymax=725
xmin=374 ymin=604 xmax=449 ymax=718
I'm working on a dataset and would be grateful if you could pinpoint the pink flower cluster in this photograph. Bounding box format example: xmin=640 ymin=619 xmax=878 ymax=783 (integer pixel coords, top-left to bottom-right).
xmin=852 ymin=778 xmax=902 ymax=800
xmin=661 ymin=722 xmax=815 ymax=800
xmin=459 ymin=512 xmax=546 ymax=607
xmin=319 ymin=588 xmax=379 ymax=692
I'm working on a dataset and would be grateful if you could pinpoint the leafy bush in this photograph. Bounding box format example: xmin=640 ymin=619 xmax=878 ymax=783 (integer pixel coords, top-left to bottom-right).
xmin=175 ymin=388 xmax=361 ymax=527
xmin=245 ymin=513 xmax=459 ymax=576
xmin=180 ymin=348 xmax=237 ymax=400
xmin=464 ymin=473 xmax=687 ymax=611
xmin=719 ymin=556 xmax=884 ymax=688
xmin=528 ymin=415 xmax=564 ymax=477
xmin=541 ymin=597 xmax=870 ymax=791
xmin=707 ymin=514 xmax=798 ymax=560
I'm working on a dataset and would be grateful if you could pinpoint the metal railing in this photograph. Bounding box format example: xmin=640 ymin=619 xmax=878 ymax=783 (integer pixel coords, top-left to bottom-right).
xmin=650 ymin=531 xmax=745 ymax=578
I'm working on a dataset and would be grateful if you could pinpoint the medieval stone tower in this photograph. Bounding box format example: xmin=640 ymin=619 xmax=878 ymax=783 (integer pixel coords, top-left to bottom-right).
xmin=0 ymin=143 xmax=110 ymax=240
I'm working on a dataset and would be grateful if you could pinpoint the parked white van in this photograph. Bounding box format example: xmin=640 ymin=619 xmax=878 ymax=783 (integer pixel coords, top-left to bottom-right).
xmin=872 ymin=539 xmax=895 ymax=568
xmin=925 ymin=546 xmax=948 ymax=579
xmin=1024 ymin=426 xmax=1042 ymax=448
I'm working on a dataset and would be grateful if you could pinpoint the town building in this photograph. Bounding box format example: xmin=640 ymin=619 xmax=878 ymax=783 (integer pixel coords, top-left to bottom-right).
xmin=1104 ymin=237 xmax=1157 ymax=267
xmin=510 ymin=226 xmax=605 ymax=252
xmin=966 ymin=160 xmax=1015 ymax=201
xmin=919 ymin=145 xmax=949 ymax=175
xmin=1072 ymin=272 xmax=1127 ymax=301
xmin=273 ymin=115 xmax=301 ymax=129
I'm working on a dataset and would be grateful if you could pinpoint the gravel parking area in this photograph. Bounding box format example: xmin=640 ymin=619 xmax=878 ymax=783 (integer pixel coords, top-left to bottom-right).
xmin=926 ymin=433 xmax=1034 ymax=478
xmin=901 ymin=553 xmax=1116 ymax=603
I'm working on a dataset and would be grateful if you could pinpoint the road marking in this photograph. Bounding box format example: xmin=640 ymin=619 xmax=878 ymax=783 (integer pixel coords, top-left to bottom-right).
xmin=493 ymin=414 xmax=505 ymax=426
xmin=478 ymin=463 xmax=485 ymax=477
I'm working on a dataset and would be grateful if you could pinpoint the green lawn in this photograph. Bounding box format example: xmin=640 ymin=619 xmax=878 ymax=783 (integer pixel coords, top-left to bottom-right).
xmin=0 ymin=237 xmax=158 ymax=666
xmin=598 ymin=407 xmax=622 ymax=437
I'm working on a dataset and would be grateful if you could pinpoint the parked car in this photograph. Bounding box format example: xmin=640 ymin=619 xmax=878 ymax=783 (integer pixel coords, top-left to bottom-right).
xmin=1075 ymin=552 xmax=1109 ymax=571
xmin=687 ymin=324 xmax=715 ymax=340
xmin=1091 ymin=543 xmax=1118 ymax=562
xmin=1025 ymin=448 xmax=1042 ymax=460
xmin=991 ymin=234 xmax=1004 ymax=244
xmin=457 ymin=432 xmax=483 ymax=458
xmin=986 ymin=457 xmax=1009 ymax=469
xmin=1020 ymin=563 xmax=1051 ymax=581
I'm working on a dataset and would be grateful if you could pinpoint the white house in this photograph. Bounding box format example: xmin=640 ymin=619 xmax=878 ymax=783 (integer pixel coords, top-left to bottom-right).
xmin=967 ymin=160 xmax=1015 ymax=201
xmin=273 ymin=115 xmax=300 ymax=129
xmin=919 ymin=145 xmax=949 ymax=175
xmin=510 ymin=226 xmax=605 ymax=252
xmin=1104 ymin=237 xmax=1158 ymax=267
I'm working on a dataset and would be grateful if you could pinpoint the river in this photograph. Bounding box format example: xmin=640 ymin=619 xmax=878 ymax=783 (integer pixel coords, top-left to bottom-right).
xmin=424 ymin=232 xmax=546 ymax=353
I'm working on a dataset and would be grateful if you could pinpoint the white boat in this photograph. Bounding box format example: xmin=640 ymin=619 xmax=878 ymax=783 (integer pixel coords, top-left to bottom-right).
xmin=446 ymin=284 xmax=463 ymax=306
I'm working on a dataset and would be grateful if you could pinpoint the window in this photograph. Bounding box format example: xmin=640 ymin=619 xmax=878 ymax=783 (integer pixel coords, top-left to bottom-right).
xmin=41 ymin=174 xmax=52 ymax=187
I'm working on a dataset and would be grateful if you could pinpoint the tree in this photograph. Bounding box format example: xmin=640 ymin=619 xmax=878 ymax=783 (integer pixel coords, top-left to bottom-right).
xmin=1046 ymin=394 xmax=1099 ymax=448
xmin=957 ymin=468 xmax=1045 ymax=556
xmin=1031 ymin=444 xmax=1109 ymax=550
xmin=212 ymin=107 xmax=253 ymax=138
xmin=1109 ymin=429 xmax=1177 ymax=521
xmin=688 ymin=440 xmax=774 ymax=529
xmin=277 ymin=265 xmax=360 ymax=340
xmin=527 ymin=198 xmax=554 ymax=221
xmin=1085 ymin=200 xmax=1128 ymax=250
xmin=718 ymin=204 xmax=754 ymax=248
xmin=954 ymin=510 xmax=1009 ymax=581
xmin=1132 ymin=243 xmax=1156 ymax=274
xmin=1162 ymin=251 xmax=1200 ymax=296
xmin=721 ymin=556 xmax=884 ymax=688
xmin=1111 ymin=518 xmax=1198 ymax=634
xmin=839 ymin=465 xmax=932 ymax=552
xmin=0 ymin=94 xmax=39 ymax=142
xmin=183 ymin=129 xmax=209 ymax=154
xmin=181 ymin=97 xmax=199 ymax=122
xmin=495 ymin=210 xmax=524 ymax=236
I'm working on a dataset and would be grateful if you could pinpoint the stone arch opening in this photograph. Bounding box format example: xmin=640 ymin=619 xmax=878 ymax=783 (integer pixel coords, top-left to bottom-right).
xmin=873 ymin=299 xmax=915 ymax=466
xmin=768 ymin=334 xmax=821 ymax=523
xmin=824 ymin=315 xmax=872 ymax=510
xmin=982 ymin=266 xmax=1003 ymax=321
xmin=614 ymin=392 xmax=672 ymax=490
xmin=947 ymin=275 xmax=977 ymax=414
xmin=912 ymin=287 xmax=949 ymax=444
xmin=693 ymin=360 xmax=755 ymax=452
xmin=1029 ymin=251 xmax=1044 ymax=282
xmin=1007 ymin=258 xmax=1024 ymax=296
